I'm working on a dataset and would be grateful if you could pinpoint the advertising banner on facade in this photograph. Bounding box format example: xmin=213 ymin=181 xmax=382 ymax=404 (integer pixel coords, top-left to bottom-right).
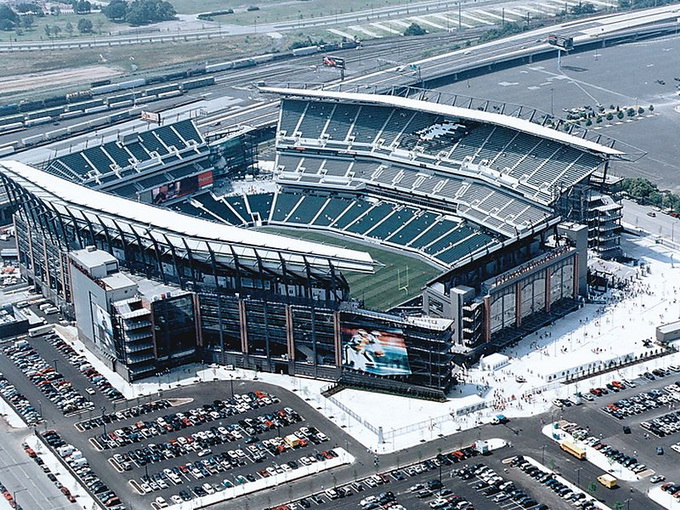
xmin=93 ymin=303 xmax=115 ymax=353
xmin=341 ymin=324 xmax=411 ymax=376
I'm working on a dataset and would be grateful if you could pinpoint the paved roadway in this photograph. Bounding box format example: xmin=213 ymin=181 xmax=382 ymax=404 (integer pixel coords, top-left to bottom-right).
xmin=261 ymin=369 xmax=680 ymax=510
xmin=0 ymin=419 xmax=80 ymax=510
xmin=622 ymin=200 xmax=680 ymax=242
xmin=0 ymin=0 xmax=609 ymax=52
xmin=0 ymin=324 xmax=674 ymax=510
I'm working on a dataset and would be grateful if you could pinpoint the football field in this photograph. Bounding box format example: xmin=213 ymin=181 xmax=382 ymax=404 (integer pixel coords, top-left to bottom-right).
xmin=259 ymin=227 xmax=442 ymax=311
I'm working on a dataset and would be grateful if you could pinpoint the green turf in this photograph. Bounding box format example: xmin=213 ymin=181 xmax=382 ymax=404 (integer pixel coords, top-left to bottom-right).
xmin=259 ymin=227 xmax=442 ymax=311
xmin=172 ymin=0 xmax=421 ymax=17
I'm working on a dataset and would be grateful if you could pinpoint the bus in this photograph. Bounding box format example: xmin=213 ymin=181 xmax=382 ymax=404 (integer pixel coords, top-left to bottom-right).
xmin=559 ymin=440 xmax=586 ymax=460
xmin=28 ymin=324 xmax=54 ymax=337
xmin=597 ymin=474 xmax=617 ymax=488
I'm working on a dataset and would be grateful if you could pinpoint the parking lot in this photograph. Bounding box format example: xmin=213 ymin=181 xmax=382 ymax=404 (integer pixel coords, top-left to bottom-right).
xmin=0 ymin=330 xmax=369 ymax=509
xmin=1 ymin=311 xmax=678 ymax=510
xmin=273 ymin=445 xmax=607 ymax=510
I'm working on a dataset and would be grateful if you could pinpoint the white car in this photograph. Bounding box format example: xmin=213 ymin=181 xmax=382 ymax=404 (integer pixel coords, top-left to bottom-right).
xmin=154 ymin=496 xmax=168 ymax=508
xmin=361 ymin=495 xmax=378 ymax=507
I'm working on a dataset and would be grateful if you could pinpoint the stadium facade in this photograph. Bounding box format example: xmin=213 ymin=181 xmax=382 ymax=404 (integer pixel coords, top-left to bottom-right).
xmin=0 ymin=88 xmax=624 ymax=397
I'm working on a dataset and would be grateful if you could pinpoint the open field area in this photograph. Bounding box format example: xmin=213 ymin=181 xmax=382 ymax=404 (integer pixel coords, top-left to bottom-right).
xmin=172 ymin=0 xmax=441 ymax=16
xmin=0 ymin=33 xmax=272 ymax=81
xmin=0 ymin=12 xmax=117 ymax=42
xmin=260 ymin=227 xmax=442 ymax=310
xmin=213 ymin=0 xmax=412 ymax=26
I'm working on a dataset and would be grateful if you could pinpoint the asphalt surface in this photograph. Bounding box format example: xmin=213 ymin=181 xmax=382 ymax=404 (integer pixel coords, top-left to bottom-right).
xmin=0 ymin=327 xmax=376 ymax=509
xmin=0 ymin=419 xmax=80 ymax=510
xmin=0 ymin=312 xmax=675 ymax=510
xmin=622 ymin=200 xmax=680 ymax=243
xmin=437 ymin=31 xmax=680 ymax=191
xmin=270 ymin=368 xmax=680 ymax=510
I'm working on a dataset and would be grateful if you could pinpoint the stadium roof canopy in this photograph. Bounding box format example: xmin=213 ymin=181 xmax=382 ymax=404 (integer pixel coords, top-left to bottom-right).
xmin=262 ymin=87 xmax=624 ymax=157
xmin=0 ymin=160 xmax=375 ymax=273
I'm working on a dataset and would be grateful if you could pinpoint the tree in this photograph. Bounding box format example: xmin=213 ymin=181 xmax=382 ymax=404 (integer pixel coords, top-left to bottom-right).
xmin=0 ymin=19 xmax=13 ymax=31
xmin=15 ymin=3 xmax=41 ymax=14
xmin=76 ymin=1 xmax=92 ymax=14
xmin=403 ymin=22 xmax=426 ymax=36
xmin=21 ymin=14 xmax=34 ymax=30
xmin=52 ymin=24 xmax=61 ymax=38
xmin=570 ymin=2 xmax=597 ymax=14
xmin=43 ymin=23 xmax=51 ymax=37
xmin=102 ymin=0 xmax=127 ymax=21
xmin=95 ymin=18 xmax=104 ymax=33
xmin=0 ymin=5 xmax=18 ymax=26
xmin=65 ymin=21 xmax=73 ymax=36
xmin=125 ymin=0 xmax=176 ymax=25
xmin=78 ymin=18 xmax=94 ymax=33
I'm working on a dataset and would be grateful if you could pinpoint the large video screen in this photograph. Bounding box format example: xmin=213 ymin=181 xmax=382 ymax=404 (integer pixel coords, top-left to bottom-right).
xmin=341 ymin=323 xmax=411 ymax=376
xmin=151 ymin=170 xmax=213 ymax=204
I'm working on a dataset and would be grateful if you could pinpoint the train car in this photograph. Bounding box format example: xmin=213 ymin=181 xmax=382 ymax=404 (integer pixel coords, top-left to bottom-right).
xmin=158 ymin=90 xmax=183 ymax=99
xmin=205 ymin=61 xmax=234 ymax=73
xmin=231 ymin=57 xmax=256 ymax=69
xmin=0 ymin=144 xmax=16 ymax=157
xmin=66 ymin=90 xmax=93 ymax=103
xmin=84 ymin=105 xmax=108 ymax=115
xmin=24 ymin=116 xmax=52 ymax=127
xmin=69 ymin=100 xmax=102 ymax=112
xmin=109 ymin=100 xmax=134 ymax=109
xmin=164 ymin=71 xmax=189 ymax=81
xmin=0 ymin=104 xmax=20 ymax=117
xmin=292 ymin=46 xmax=319 ymax=57
xmin=88 ymin=116 xmax=109 ymax=129
xmin=60 ymin=111 xmax=84 ymax=120
xmin=0 ymin=122 xmax=24 ymax=134
xmin=320 ymin=42 xmax=340 ymax=51
xmin=106 ymin=93 xmax=136 ymax=105
xmin=42 ymin=107 xmax=66 ymax=119
xmin=339 ymin=40 xmax=359 ymax=49
xmin=91 ymin=79 xmax=112 ymax=88
xmin=134 ymin=95 xmax=157 ymax=105
xmin=43 ymin=95 xmax=68 ymax=108
xmin=181 ymin=77 xmax=215 ymax=91
xmin=18 ymin=100 xmax=45 ymax=113
xmin=0 ymin=115 xmax=25 ymax=126
xmin=144 ymin=84 xmax=180 ymax=96
xmin=45 ymin=127 xmax=69 ymax=140
xmin=26 ymin=107 xmax=64 ymax=120
xmin=187 ymin=66 xmax=207 ymax=76
xmin=91 ymin=78 xmax=146 ymax=96
xmin=145 ymin=74 xmax=169 ymax=85
xmin=252 ymin=53 xmax=275 ymax=64
xmin=21 ymin=134 xmax=45 ymax=146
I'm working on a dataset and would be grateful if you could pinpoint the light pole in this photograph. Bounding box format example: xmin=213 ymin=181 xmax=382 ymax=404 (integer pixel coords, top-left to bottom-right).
xmin=550 ymin=88 xmax=555 ymax=117
xmin=229 ymin=374 xmax=234 ymax=398
xmin=53 ymin=358 xmax=58 ymax=372
xmin=541 ymin=444 xmax=547 ymax=464
xmin=575 ymin=467 xmax=582 ymax=488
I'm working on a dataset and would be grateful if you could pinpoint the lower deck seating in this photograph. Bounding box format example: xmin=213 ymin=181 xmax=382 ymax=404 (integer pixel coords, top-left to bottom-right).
xmin=175 ymin=188 xmax=500 ymax=267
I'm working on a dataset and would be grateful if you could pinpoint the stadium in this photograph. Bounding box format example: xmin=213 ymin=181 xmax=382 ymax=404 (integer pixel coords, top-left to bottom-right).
xmin=0 ymin=86 xmax=626 ymax=398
